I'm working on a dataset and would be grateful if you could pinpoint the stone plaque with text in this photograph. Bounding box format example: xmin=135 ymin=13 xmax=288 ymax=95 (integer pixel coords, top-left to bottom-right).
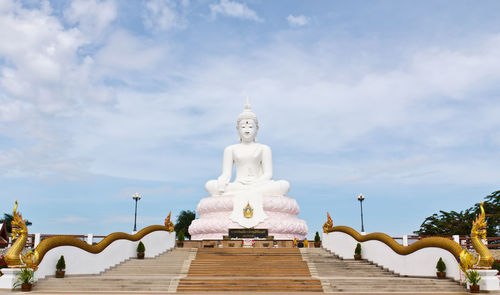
xmin=228 ymin=228 xmax=268 ymax=239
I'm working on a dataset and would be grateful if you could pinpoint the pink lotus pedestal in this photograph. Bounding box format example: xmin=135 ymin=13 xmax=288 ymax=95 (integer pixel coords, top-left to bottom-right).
xmin=189 ymin=194 xmax=308 ymax=240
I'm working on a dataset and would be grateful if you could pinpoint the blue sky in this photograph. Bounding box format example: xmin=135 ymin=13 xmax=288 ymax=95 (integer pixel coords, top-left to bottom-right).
xmin=1 ymin=0 xmax=499 ymax=239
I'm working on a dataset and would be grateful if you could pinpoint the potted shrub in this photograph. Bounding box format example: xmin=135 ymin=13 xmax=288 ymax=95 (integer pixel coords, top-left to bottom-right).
xmin=137 ymin=241 xmax=145 ymax=259
xmin=465 ymin=269 xmax=481 ymax=293
xmin=435 ymin=257 xmax=446 ymax=279
xmin=314 ymin=231 xmax=321 ymax=248
xmin=354 ymin=243 xmax=362 ymax=260
xmin=177 ymin=230 xmax=185 ymax=248
xmin=55 ymin=255 xmax=66 ymax=278
xmin=14 ymin=268 xmax=34 ymax=292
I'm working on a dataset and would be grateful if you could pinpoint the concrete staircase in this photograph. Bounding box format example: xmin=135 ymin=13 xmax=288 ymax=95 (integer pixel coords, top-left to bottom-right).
xmin=176 ymin=248 xmax=323 ymax=292
xmin=301 ymin=248 xmax=466 ymax=293
xmin=33 ymin=248 xmax=197 ymax=292
xmin=32 ymin=246 xmax=468 ymax=293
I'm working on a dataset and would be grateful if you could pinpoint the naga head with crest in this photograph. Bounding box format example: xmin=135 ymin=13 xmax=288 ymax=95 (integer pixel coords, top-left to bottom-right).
xmin=472 ymin=202 xmax=487 ymax=241
xmin=164 ymin=211 xmax=174 ymax=232
xmin=11 ymin=200 xmax=27 ymax=240
xmin=323 ymin=212 xmax=334 ymax=233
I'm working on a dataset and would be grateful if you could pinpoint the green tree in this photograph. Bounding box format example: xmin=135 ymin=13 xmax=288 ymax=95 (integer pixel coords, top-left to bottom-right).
xmin=0 ymin=214 xmax=32 ymax=233
xmin=174 ymin=210 xmax=196 ymax=240
xmin=414 ymin=190 xmax=499 ymax=237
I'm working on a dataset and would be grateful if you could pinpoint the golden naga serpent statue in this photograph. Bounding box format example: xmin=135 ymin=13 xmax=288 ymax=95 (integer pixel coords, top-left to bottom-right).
xmin=323 ymin=202 xmax=494 ymax=272
xmin=5 ymin=201 xmax=175 ymax=270
xmin=458 ymin=202 xmax=494 ymax=271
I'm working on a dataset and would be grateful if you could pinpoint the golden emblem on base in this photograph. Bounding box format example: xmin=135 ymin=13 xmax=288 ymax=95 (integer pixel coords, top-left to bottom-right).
xmin=243 ymin=202 xmax=254 ymax=218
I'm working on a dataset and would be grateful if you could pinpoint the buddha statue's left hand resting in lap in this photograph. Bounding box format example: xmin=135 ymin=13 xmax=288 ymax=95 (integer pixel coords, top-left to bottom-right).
xmin=205 ymin=100 xmax=290 ymax=197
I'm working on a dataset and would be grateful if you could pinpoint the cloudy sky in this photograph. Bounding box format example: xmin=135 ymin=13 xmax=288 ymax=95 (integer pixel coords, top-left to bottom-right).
xmin=1 ymin=0 xmax=499 ymax=238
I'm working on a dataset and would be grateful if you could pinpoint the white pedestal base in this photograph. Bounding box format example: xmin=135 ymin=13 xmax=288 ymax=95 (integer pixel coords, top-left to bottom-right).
xmin=0 ymin=268 xmax=21 ymax=289
xmin=466 ymin=270 xmax=499 ymax=291
xmin=477 ymin=269 xmax=499 ymax=291
xmin=189 ymin=195 xmax=308 ymax=240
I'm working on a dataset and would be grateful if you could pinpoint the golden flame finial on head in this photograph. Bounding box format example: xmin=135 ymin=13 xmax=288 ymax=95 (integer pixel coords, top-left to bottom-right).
xmin=474 ymin=201 xmax=485 ymax=222
xmin=472 ymin=201 xmax=487 ymax=241
xmin=164 ymin=211 xmax=174 ymax=232
xmin=323 ymin=212 xmax=334 ymax=233
xmin=10 ymin=200 xmax=26 ymax=241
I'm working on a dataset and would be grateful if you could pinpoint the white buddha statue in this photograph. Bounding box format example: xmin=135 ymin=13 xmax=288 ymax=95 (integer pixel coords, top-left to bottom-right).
xmin=205 ymin=99 xmax=290 ymax=197
xmin=189 ymin=99 xmax=308 ymax=240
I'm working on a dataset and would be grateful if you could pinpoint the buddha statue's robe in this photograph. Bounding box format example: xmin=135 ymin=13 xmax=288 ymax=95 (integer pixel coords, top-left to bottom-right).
xmin=205 ymin=143 xmax=289 ymax=228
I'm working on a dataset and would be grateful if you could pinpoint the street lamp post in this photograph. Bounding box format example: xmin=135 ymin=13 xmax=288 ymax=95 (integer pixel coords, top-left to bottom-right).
xmin=357 ymin=194 xmax=365 ymax=233
xmin=132 ymin=193 xmax=142 ymax=232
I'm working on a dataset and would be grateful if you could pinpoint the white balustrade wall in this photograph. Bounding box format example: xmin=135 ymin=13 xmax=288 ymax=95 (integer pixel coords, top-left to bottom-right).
xmin=322 ymin=231 xmax=461 ymax=280
xmin=32 ymin=230 xmax=175 ymax=280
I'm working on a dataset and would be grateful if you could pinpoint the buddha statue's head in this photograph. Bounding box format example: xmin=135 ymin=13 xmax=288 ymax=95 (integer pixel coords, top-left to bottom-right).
xmin=237 ymin=99 xmax=259 ymax=143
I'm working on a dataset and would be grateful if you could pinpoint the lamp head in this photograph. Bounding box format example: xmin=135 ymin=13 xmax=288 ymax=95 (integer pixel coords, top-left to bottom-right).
xmin=357 ymin=194 xmax=365 ymax=201
xmin=132 ymin=193 xmax=142 ymax=201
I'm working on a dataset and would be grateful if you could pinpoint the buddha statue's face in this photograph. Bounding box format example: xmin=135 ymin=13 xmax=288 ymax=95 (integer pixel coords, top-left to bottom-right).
xmin=237 ymin=119 xmax=258 ymax=142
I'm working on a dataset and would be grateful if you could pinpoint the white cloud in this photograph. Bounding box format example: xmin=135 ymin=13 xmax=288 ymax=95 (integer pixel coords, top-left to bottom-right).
xmin=63 ymin=0 xmax=117 ymax=36
xmin=142 ymin=0 xmax=187 ymax=32
xmin=95 ymin=31 xmax=167 ymax=71
xmin=1 ymin=1 xmax=500 ymax=190
xmin=0 ymin=0 xmax=16 ymax=13
xmin=0 ymin=1 xmax=109 ymax=114
xmin=0 ymin=1 xmax=114 ymax=178
xmin=64 ymin=33 xmax=500 ymax=186
xmin=287 ymin=14 xmax=308 ymax=27
xmin=210 ymin=0 xmax=262 ymax=22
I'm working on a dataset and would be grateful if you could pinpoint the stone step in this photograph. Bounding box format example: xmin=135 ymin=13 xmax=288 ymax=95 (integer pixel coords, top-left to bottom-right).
xmin=178 ymin=280 xmax=323 ymax=285
xmin=176 ymin=278 xmax=324 ymax=292
xmin=300 ymin=248 xmax=466 ymax=293
xmin=33 ymin=248 xmax=198 ymax=292
xmin=186 ymin=274 xmax=312 ymax=277
xmin=33 ymin=246 xmax=468 ymax=293
xmin=176 ymin=248 xmax=321 ymax=292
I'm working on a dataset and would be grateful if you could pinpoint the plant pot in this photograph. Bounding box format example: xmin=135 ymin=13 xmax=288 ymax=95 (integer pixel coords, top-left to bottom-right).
xmin=55 ymin=270 xmax=65 ymax=278
xmin=177 ymin=241 xmax=184 ymax=248
xmin=314 ymin=241 xmax=321 ymax=248
xmin=469 ymin=284 xmax=479 ymax=293
xmin=354 ymin=254 xmax=361 ymax=260
xmin=21 ymin=283 xmax=32 ymax=292
xmin=436 ymin=271 xmax=446 ymax=279
xmin=137 ymin=252 xmax=145 ymax=259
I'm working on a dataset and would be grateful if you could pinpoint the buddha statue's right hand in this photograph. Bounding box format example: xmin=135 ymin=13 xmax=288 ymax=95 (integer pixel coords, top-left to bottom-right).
xmin=216 ymin=176 xmax=228 ymax=193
